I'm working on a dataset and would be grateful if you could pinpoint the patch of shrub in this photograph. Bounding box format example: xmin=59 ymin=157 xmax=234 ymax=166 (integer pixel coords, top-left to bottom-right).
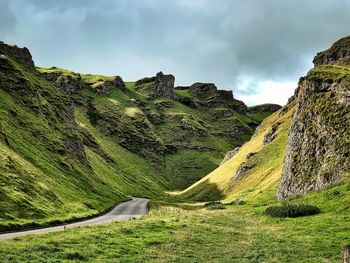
xmin=204 ymin=201 xmax=225 ymax=210
xmin=265 ymin=204 xmax=320 ymax=218
xmin=66 ymin=252 xmax=85 ymax=260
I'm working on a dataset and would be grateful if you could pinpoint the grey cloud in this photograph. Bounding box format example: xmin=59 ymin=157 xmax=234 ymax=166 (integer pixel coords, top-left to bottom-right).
xmin=1 ymin=0 xmax=350 ymax=104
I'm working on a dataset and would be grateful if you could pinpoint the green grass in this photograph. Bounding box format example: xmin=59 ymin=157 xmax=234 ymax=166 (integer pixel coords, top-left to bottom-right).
xmin=0 ymin=54 xmax=165 ymax=231
xmin=1 ymin=45 xmax=279 ymax=232
xmin=307 ymin=64 xmax=350 ymax=82
xmin=0 ymin=182 xmax=348 ymax=262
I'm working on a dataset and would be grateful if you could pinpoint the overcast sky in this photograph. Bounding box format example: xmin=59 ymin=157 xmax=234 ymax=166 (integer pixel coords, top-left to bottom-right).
xmin=1 ymin=0 xmax=350 ymax=105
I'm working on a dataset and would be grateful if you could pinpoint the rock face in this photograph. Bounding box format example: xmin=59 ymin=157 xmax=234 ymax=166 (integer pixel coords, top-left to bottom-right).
xmin=91 ymin=81 xmax=113 ymax=94
xmin=263 ymin=122 xmax=281 ymax=145
xmin=154 ymin=71 xmax=175 ymax=98
xmin=235 ymin=152 xmax=256 ymax=179
xmin=135 ymin=71 xmax=175 ymax=99
xmin=230 ymin=99 xmax=248 ymax=114
xmin=278 ymin=37 xmax=350 ymax=199
xmin=0 ymin=41 xmax=35 ymax=69
xmin=57 ymin=75 xmax=83 ymax=94
xmin=189 ymin=83 xmax=224 ymax=107
xmin=218 ymin=90 xmax=234 ymax=100
xmin=112 ymin=76 xmax=125 ymax=89
xmin=313 ymin=36 xmax=350 ymax=66
xmin=220 ymin=147 xmax=240 ymax=165
xmin=41 ymin=70 xmax=83 ymax=94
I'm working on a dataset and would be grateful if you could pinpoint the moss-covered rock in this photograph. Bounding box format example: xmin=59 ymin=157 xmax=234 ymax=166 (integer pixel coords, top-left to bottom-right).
xmin=278 ymin=38 xmax=350 ymax=199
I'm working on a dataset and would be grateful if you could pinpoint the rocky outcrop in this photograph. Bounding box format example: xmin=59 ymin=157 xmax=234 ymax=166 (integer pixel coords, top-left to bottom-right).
xmin=225 ymin=119 xmax=252 ymax=139
xmin=0 ymin=41 xmax=35 ymax=69
xmin=278 ymin=37 xmax=350 ymax=199
xmin=91 ymin=81 xmax=113 ymax=94
xmin=247 ymin=104 xmax=281 ymax=114
xmin=112 ymin=76 xmax=125 ymax=89
xmin=135 ymin=71 xmax=175 ymax=99
xmin=235 ymin=152 xmax=256 ymax=179
xmin=229 ymin=99 xmax=248 ymax=114
xmin=313 ymin=36 xmax=350 ymax=66
xmin=263 ymin=122 xmax=281 ymax=145
xmin=218 ymin=90 xmax=234 ymax=101
xmin=57 ymin=75 xmax=83 ymax=94
xmin=220 ymin=147 xmax=240 ymax=165
xmin=189 ymin=83 xmax=224 ymax=107
xmin=41 ymin=69 xmax=83 ymax=94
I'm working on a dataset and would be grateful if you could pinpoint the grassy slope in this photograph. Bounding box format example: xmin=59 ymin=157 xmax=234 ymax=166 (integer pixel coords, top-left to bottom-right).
xmin=38 ymin=67 xmax=268 ymax=190
xmin=0 ymin=56 xmax=164 ymax=231
xmin=0 ymin=179 xmax=348 ymax=262
xmin=179 ymin=105 xmax=293 ymax=202
xmin=0 ymin=54 xmax=274 ymax=231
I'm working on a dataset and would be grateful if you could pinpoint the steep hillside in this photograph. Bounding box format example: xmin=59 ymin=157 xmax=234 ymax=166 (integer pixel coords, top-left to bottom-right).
xmin=279 ymin=36 xmax=350 ymax=199
xmin=0 ymin=42 xmax=164 ymax=231
xmin=0 ymin=41 xmax=279 ymax=230
xmin=182 ymin=36 xmax=350 ymax=203
xmin=180 ymin=101 xmax=294 ymax=202
xmin=37 ymin=67 xmax=279 ymax=190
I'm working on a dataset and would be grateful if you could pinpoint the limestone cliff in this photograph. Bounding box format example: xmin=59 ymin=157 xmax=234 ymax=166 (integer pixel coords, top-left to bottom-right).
xmin=278 ymin=36 xmax=350 ymax=199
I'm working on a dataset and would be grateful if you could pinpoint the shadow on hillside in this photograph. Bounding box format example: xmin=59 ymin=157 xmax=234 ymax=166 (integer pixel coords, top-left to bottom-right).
xmin=181 ymin=179 xmax=224 ymax=202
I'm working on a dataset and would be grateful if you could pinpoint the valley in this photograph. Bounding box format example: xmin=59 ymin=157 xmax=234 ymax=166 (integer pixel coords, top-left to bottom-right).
xmin=0 ymin=34 xmax=349 ymax=263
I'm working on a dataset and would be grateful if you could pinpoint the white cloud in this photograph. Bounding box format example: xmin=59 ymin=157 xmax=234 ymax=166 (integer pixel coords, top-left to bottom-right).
xmin=236 ymin=81 xmax=297 ymax=106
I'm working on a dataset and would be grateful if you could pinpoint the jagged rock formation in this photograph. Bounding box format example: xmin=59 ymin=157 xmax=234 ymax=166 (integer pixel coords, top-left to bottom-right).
xmin=189 ymin=83 xmax=224 ymax=107
xmin=278 ymin=36 xmax=350 ymax=199
xmin=263 ymin=121 xmax=281 ymax=144
xmin=313 ymin=36 xmax=350 ymax=66
xmin=0 ymin=41 xmax=35 ymax=69
xmin=135 ymin=71 xmax=175 ymax=99
xmin=235 ymin=152 xmax=256 ymax=179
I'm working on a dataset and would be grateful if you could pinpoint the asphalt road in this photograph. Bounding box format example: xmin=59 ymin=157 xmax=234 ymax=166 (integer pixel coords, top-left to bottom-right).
xmin=0 ymin=197 xmax=149 ymax=241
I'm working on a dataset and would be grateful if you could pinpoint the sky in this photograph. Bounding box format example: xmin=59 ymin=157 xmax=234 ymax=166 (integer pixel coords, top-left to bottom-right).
xmin=1 ymin=0 xmax=350 ymax=106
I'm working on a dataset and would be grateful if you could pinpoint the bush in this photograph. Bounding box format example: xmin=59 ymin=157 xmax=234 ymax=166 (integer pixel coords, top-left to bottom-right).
xmin=204 ymin=201 xmax=225 ymax=210
xmin=265 ymin=204 xmax=320 ymax=218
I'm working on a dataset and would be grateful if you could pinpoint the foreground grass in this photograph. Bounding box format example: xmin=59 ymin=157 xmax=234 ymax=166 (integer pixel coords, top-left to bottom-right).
xmin=0 ymin=188 xmax=348 ymax=263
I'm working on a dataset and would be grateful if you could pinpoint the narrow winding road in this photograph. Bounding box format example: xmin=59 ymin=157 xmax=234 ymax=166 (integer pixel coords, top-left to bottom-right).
xmin=0 ymin=197 xmax=149 ymax=241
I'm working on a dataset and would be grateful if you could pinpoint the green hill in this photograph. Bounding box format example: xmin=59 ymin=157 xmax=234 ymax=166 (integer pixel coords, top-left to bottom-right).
xmin=0 ymin=41 xmax=279 ymax=231
xmin=180 ymin=36 xmax=350 ymax=204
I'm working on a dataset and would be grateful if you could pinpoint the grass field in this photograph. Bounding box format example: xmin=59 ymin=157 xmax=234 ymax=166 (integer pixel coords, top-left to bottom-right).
xmin=0 ymin=179 xmax=349 ymax=262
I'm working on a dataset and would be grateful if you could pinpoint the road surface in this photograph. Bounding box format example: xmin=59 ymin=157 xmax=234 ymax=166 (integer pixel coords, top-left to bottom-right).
xmin=0 ymin=197 xmax=149 ymax=241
